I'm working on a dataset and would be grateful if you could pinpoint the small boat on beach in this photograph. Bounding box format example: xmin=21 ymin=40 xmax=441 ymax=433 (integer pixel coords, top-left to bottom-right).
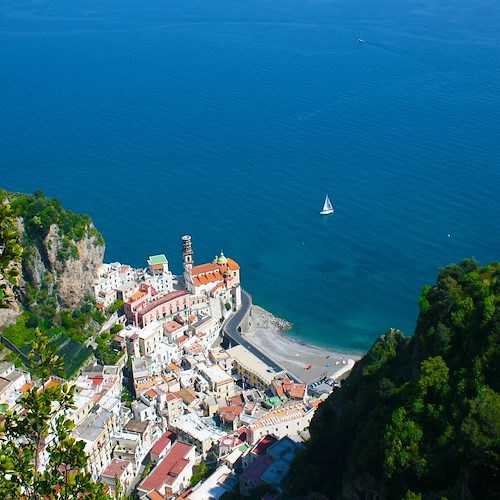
xmin=320 ymin=195 xmax=334 ymax=215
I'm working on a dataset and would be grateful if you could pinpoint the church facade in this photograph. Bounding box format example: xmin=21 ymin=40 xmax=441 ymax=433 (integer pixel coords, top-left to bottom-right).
xmin=181 ymin=235 xmax=240 ymax=298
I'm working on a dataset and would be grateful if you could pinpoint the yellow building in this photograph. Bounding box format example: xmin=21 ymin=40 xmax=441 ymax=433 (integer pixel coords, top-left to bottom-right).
xmin=74 ymin=410 xmax=117 ymax=481
xmin=138 ymin=321 xmax=163 ymax=356
xmin=226 ymin=345 xmax=285 ymax=391
xmin=199 ymin=364 xmax=236 ymax=398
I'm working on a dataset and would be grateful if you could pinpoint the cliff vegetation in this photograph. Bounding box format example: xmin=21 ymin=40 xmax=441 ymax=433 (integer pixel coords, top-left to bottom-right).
xmin=0 ymin=189 xmax=107 ymax=377
xmin=288 ymin=259 xmax=499 ymax=499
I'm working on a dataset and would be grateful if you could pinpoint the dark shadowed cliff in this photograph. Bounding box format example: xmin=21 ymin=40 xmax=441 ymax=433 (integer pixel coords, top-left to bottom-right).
xmin=288 ymin=259 xmax=499 ymax=499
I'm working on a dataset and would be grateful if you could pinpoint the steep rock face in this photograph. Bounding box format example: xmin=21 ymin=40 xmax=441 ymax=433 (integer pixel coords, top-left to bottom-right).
xmin=0 ymin=288 xmax=23 ymax=329
xmin=25 ymin=222 xmax=105 ymax=308
xmin=0 ymin=219 xmax=104 ymax=329
xmin=59 ymin=229 xmax=105 ymax=308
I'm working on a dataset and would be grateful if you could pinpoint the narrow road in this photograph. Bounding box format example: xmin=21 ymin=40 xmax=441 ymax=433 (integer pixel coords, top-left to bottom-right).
xmin=223 ymin=290 xmax=300 ymax=382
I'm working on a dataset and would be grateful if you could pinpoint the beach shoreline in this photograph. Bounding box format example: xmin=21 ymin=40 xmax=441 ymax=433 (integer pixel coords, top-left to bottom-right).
xmin=240 ymin=305 xmax=364 ymax=384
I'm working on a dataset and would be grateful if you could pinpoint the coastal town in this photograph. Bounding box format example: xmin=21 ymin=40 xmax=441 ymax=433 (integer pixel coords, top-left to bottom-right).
xmin=0 ymin=235 xmax=357 ymax=499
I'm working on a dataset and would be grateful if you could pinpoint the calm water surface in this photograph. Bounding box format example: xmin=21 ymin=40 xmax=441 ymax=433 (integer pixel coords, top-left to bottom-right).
xmin=1 ymin=0 xmax=499 ymax=351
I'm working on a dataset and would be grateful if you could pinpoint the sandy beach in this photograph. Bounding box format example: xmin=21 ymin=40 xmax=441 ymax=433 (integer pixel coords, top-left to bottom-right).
xmin=240 ymin=306 xmax=364 ymax=384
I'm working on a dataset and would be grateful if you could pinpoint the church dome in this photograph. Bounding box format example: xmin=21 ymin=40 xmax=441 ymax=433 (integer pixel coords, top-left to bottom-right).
xmin=218 ymin=251 xmax=228 ymax=265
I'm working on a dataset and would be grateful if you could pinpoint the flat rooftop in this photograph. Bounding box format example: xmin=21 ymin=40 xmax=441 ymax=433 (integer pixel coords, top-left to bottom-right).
xmin=251 ymin=402 xmax=310 ymax=430
xmin=200 ymin=364 xmax=233 ymax=384
xmin=188 ymin=464 xmax=238 ymax=499
xmin=227 ymin=345 xmax=283 ymax=385
xmin=148 ymin=254 xmax=168 ymax=265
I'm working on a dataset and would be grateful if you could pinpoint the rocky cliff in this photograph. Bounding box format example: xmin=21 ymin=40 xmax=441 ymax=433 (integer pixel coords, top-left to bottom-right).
xmin=22 ymin=221 xmax=105 ymax=308
xmin=0 ymin=190 xmax=105 ymax=329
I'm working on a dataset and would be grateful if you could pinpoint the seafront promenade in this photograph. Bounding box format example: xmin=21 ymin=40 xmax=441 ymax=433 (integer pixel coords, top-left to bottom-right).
xmin=224 ymin=291 xmax=362 ymax=384
xmin=222 ymin=290 xmax=301 ymax=381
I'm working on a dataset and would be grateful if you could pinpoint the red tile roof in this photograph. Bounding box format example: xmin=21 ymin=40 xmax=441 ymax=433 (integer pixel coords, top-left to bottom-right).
xmin=288 ymin=383 xmax=306 ymax=399
xmin=210 ymin=281 xmax=226 ymax=293
xmin=146 ymin=491 xmax=164 ymax=500
xmin=166 ymin=392 xmax=181 ymax=401
xmin=163 ymin=320 xmax=184 ymax=333
xmin=185 ymin=341 xmax=203 ymax=353
xmin=145 ymin=388 xmax=158 ymax=398
xmin=150 ymin=430 xmax=176 ymax=456
xmin=253 ymin=435 xmax=278 ymax=456
xmin=192 ymin=271 xmax=223 ymax=285
xmin=275 ymin=385 xmax=285 ymax=398
xmin=219 ymin=406 xmax=243 ymax=422
xmin=191 ymin=263 xmax=220 ymax=275
xmin=241 ymin=456 xmax=273 ymax=483
xmin=230 ymin=394 xmax=245 ymax=406
xmin=137 ymin=290 xmax=188 ymax=316
xmin=90 ymin=376 xmax=104 ymax=387
xmin=191 ymin=258 xmax=239 ymax=277
xmin=101 ymin=458 xmax=131 ymax=479
xmin=140 ymin=442 xmax=193 ymax=491
xmin=19 ymin=382 xmax=34 ymax=392
xmin=237 ymin=426 xmax=250 ymax=442
xmin=175 ymin=388 xmax=197 ymax=404
xmin=309 ymin=398 xmax=322 ymax=409
xmin=226 ymin=257 xmax=240 ymax=270
xmin=128 ymin=290 xmax=147 ymax=302
xmin=219 ymin=434 xmax=244 ymax=448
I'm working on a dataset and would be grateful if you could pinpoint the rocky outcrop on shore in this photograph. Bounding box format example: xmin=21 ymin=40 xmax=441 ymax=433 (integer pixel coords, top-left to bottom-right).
xmin=252 ymin=305 xmax=292 ymax=331
xmin=244 ymin=305 xmax=361 ymax=384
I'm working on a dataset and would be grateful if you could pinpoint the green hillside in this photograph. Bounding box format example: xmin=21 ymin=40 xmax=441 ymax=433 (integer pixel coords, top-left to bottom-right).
xmin=288 ymin=259 xmax=499 ymax=499
xmin=0 ymin=189 xmax=110 ymax=377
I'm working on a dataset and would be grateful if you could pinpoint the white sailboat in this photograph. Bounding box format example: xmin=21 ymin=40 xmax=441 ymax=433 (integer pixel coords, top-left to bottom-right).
xmin=320 ymin=194 xmax=334 ymax=215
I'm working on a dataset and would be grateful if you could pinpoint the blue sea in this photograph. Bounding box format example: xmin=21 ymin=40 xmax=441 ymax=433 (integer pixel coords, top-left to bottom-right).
xmin=1 ymin=0 xmax=499 ymax=353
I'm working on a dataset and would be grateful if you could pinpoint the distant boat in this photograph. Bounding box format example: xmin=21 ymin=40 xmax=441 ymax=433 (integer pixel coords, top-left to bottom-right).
xmin=358 ymin=38 xmax=365 ymax=43
xmin=320 ymin=195 xmax=334 ymax=215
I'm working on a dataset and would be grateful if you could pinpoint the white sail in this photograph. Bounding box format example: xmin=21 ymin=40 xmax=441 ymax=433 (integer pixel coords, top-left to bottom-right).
xmin=320 ymin=195 xmax=334 ymax=215
xmin=323 ymin=196 xmax=333 ymax=212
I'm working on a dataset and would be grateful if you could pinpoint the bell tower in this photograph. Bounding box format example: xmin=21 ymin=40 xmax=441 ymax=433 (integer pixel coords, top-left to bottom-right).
xmin=182 ymin=235 xmax=194 ymax=278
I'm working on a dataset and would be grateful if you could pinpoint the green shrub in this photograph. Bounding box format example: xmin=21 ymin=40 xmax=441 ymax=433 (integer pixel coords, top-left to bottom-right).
xmin=190 ymin=463 xmax=215 ymax=487
xmin=110 ymin=324 xmax=123 ymax=335
xmin=9 ymin=190 xmax=103 ymax=244
xmin=107 ymin=299 xmax=124 ymax=315
xmin=2 ymin=313 xmax=36 ymax=347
